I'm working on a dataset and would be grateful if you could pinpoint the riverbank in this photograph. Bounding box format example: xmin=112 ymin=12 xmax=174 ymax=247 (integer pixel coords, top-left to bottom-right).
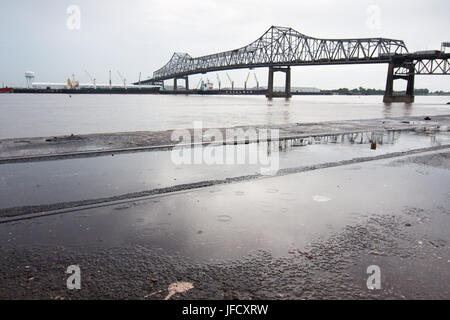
xmin=0 ymin=150 xmax=448 ymax=299
xmin=1 ymin=115 xmax=449 ymax=163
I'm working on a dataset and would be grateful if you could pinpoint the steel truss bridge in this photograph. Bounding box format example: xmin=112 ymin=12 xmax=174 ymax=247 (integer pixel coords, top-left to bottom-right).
xmin=139 ymin=26 xmax=449 ymax=102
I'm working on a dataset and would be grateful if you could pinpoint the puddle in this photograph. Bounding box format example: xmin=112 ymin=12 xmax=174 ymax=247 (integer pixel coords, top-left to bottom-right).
xmin=0 ymin=130 xmax=449 ymax=209
xmin=2 ymin=152 xmax=449 ymax=263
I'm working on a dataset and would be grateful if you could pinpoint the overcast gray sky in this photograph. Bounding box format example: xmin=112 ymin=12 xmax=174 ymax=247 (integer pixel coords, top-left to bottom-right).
xmin=1 ymin=0 xmax=449 ymax=90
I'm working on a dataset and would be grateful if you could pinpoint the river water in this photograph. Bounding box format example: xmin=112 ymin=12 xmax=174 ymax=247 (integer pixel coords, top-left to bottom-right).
xmin=0 ymin=94 xmax=449 ymax=139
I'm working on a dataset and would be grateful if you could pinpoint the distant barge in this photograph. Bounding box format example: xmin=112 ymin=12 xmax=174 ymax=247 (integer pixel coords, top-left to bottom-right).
xmin=160 ymin=89 xmax=328 ymax=95
xmin=2 ymin=87 xmax=160 ymax=94
xmin=1 ymin=87 xmax=328 ymax=95
xmin=161 ymin=89 xmax=268 ymax=95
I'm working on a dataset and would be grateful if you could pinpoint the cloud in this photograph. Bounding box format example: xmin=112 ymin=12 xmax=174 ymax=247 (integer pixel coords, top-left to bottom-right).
xmin=0 ymin=0 xmax=449 ymax=90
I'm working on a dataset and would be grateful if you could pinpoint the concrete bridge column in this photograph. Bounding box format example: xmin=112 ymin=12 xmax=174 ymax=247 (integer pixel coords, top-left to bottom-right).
xmin=267 ymin=66 xmax=274 ymax=97
xmin=266 ymin=66 xmax=292 ymax=98
xmin=383 ymin=63 xmax=394 ymax=101
xmin=405 ymin=64 xmax=415 ymax=99
xmin=185 ymin=76 xmax=189 ymax=91
xmin=383 ymin=62 xmax=415 ymax=103
xmin=285 ymin=66 xmax=291 ymax=97
xmin=173 ymin=76 xmax=189 ymax=91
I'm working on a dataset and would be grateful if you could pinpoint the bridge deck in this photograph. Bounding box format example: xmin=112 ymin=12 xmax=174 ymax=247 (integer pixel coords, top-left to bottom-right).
xmin=138 ymin=27 xmax=449 ymax=88
xmin=141 ymin=26 xmax=409 ymax=83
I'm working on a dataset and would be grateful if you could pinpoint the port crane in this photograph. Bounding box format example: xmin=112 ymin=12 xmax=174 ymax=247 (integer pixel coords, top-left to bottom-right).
xmin=84 ymin=71 xmax=97 ymax=89
xmin=116 ymin=71 xmax=127 ymax=89
xmin=195 ymin=78 xmax=203 ymax=90
xmin=67 ymin=74 xmax=80 ymax=89
xmin=244 ymin=72 xmax=250 ymax=90
xmin=216 ymin=73 xmax=221 ymax=90
xmin=226 ymin=72 xmax=234 ymax=90
xmin=254 ymin=73 xmax=259 ymax=89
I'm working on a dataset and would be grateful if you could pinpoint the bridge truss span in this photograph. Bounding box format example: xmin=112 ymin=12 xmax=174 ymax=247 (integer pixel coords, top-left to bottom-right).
xmin=382 ymin=52 xmax=450 ymax=103
xmin=141 ymin=26 xmax=448 ymax=102
xmin=151 ymin=26 xmax=408 ymax=81
xmin=394 ymin=54 xmax=450 ymax=75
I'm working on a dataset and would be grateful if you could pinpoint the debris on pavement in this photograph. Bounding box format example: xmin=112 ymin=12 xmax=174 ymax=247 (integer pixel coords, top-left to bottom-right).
xmin=164 ymin=281 xmax=194 ymax=300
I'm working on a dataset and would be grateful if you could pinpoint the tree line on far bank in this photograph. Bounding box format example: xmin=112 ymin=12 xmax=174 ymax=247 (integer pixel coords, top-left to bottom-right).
xmin=321 ymin=87 xmax=450 ymax=96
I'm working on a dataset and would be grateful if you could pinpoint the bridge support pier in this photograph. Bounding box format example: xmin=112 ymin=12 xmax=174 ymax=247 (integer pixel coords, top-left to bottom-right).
xmin=266 ymin=66 xmax=291 ymax=98
xmin=383 ymin=62 xmax=415 ymax=103
xmin=173 ymin=76 xmax=189 ymax=91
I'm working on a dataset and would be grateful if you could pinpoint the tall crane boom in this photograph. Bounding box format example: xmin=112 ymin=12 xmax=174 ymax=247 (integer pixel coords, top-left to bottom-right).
xmin=254 ymin=73 xmax=259 ymax=89
xmin=216 ymin=73 xmax=221 ymax=90
xmin=195 ymin=78 xmax=203 ymax=90
xmin=244 ymin=72 xmax=250 ymax=90
xmin=226 ymin=72 xmax=234 ymax=90
xmin=84 ymin=70 xmax=96 ymax=89
xmin=116 ymin=71 xmax=127 ymax=89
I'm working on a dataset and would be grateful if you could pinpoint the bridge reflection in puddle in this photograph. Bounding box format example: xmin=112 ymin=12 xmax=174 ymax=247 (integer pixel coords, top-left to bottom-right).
xmin=277 ymin=130 xmax=446 ymax=151
xmin=0 ymin=130 xmax=448 ymax=210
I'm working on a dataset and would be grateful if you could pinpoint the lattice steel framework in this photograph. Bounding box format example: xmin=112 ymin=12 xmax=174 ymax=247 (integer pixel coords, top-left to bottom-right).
xmin=149 ymin=26 xmax=408 ymax=81
xmin=394 ymin=54 xmax=450 ymax=75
